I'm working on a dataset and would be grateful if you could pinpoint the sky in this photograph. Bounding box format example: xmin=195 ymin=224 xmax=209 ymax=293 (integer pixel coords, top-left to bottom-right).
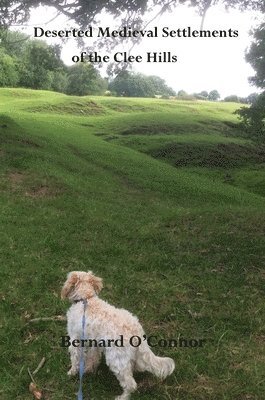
xmin=14 ymin=4 xmax=262 ymax=99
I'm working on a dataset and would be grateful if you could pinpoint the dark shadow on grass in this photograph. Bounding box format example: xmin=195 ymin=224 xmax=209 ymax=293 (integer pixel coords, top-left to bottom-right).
xmin=150 ymin=142 xmax=265 ymax=168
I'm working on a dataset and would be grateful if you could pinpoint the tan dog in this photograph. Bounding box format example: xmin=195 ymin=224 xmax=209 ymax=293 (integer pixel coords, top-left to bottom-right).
xmin=61 ymin=271 xmax=175 ymax=400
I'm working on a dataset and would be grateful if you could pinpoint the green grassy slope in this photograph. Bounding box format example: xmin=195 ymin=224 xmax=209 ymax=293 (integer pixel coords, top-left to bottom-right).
xmin=1 ymin=88 xmax=265 ymax=400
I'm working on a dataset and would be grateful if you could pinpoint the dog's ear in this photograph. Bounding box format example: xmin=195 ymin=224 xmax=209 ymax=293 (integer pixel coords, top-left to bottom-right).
xmin=89 ymin=272 xmax=103 ymax=294
xmin=61 ymin=271 xmax=79 ymax=299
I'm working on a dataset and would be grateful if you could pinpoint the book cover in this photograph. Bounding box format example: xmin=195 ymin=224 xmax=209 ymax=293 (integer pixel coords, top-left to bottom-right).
xmin=0 ymin=1 xmax=264 ymax=399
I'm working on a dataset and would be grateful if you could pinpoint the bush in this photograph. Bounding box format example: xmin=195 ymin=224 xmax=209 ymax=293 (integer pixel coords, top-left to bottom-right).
xmin=235 ymin=92 xmax=265 ymax=138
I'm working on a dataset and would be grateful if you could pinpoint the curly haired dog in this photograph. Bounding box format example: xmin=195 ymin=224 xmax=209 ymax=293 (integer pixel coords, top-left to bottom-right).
xmin=61 ymin=271 xmax=175 ymax=400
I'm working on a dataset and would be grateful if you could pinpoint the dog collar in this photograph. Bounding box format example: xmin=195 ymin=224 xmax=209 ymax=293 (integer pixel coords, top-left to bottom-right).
xmin=73 ymin=295 xmax=96 ymax=303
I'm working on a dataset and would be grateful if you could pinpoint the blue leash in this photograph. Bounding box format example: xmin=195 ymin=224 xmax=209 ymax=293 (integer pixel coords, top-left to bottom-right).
xmin=77 ymin=299 xmax=88 ymax=400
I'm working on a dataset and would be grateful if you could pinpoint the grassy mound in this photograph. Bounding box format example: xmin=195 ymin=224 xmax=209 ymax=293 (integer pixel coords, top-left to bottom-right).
xmin=1 ymin=89 xmax=265 ymax=400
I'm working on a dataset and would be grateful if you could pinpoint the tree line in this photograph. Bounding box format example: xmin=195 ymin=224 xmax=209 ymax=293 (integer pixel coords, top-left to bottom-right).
xmin=1 ymin=29 xmax=261 ymax=106
xmin=0 ymin=0 xmax=264 ymax=138
xmin=0 ymin=30 xmax=253 ymax=102
xmin=0 ymin=30 xmax=179 ymax=97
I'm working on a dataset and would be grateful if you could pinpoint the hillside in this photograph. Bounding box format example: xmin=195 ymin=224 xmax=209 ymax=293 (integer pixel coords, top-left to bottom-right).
xmin=1 ymin=88 xmax=265 ymax=400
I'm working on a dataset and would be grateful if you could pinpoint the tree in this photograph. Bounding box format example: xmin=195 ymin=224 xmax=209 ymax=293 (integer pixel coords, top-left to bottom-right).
xmin=66 ymin=63 xmax=107 ymax=96
xmin=246 ymin=23 xmax=265 ymax=89
xmin=177 ymin=90 xmax=188 ymax=97
xmin=236 ymin=92 xmax=265 ymax=137
xmin=194 ymin=91 xmax=208 ymax=100
xmin=224 ymin=95 xmax=239 ymax=102
xmin=0 ymin=28 xmax=109 ymax=94
xmin=19 ymin=40 xmax=64 ymax=89
xmin=146 ymin=75 xmax=176 ymax=97
xmin=1 ymin=1 xmax=264 ymax=31
xmin=0 ymin=29 xmax=30 ymax=58
xmin=0 ymin=48 xmax=19 ymax=87
xmin=199 ymin=91 xmax=208 ymax=98
xmin=109 ymin=72 xmax=175 ymax=97
xmin=208 ymin=90 xmax=220 ymax=101
xmin=246 ymin=92 xmax=260 ymax=104
xmin=236 ymin=22 xmax=265 ymax=138
xmin=50 ymin=69 xmax=68 ymax=93
xmin=0 ymin=29 xmax=71 ymax=92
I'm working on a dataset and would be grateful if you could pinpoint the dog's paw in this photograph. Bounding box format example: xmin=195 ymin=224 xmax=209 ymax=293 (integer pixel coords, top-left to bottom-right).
xmin=67 ymin=368 xmax=78 ymax=376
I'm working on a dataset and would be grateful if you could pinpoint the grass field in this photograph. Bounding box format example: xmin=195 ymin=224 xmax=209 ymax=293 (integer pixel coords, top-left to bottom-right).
xmin=1 ymin=88 xmax=265 ymax=400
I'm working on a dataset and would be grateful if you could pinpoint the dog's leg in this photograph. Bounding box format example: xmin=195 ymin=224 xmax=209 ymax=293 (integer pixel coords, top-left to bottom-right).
xmin=84 ymin=348 xmax=101 ymax=373
xmin=105 ymin=348 xmax=137 ymax=399
xmin=67 ymin=345 xmax=80 ymax=376
xmin=114 ymin=365 xmax=137 ymax=400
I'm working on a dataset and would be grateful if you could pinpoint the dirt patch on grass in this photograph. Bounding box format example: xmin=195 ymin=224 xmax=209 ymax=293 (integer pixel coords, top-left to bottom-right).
xmin=8 ymin=171 xmax=64 ymax=199
xmin=25 ymin=185 xmax=57 ymax=198
xmin=9 ymin=171 xmax=26 ymax=185
xmin=150 ymin=142 xmax=265 ymax=168
xmin=28 ymin=100 xmax=105 ymax=116
xmin=253 ymin=335 xmax=265 ymax=344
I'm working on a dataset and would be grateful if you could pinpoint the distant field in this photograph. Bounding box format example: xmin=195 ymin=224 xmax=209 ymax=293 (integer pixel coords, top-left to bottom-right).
xmin=1 ymin=88 xmax=265 ymax=400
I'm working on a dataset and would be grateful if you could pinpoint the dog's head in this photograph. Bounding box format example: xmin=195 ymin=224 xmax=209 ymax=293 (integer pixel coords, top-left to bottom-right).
xmin=61 ymin=271 xmax=103 ymax=302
